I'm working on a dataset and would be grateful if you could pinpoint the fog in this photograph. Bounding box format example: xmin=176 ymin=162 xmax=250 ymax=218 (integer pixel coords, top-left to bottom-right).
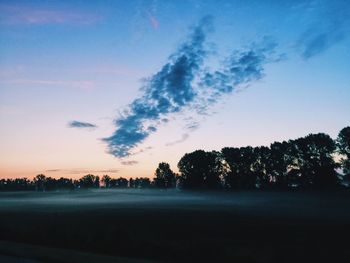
xmin=1 ymin=189 xmax=350 ymax=221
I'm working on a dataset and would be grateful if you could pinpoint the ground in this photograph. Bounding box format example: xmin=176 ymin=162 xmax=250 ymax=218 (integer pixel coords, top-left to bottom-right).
xmin=0 ymin=189 xmax=349 ymax=262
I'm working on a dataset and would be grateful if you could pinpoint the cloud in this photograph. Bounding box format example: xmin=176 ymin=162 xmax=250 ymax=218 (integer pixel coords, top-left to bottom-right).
xmin=104 ymin=16 xmax=214 ymax=157
xmin=197 ymin=38 xmax=280 ymax=108
xmin=296 ymin=26 xmax=344 ymax=60
xmin=104 ymin=18 xmax=280 ymax=158
xmin=294 ymin=1 xmax=349 ymax=60
xmin=0 ymin=4 xmax=100 ymax=25
xmin=68 ymin=121 xmax=97 ymax=129
xmin=166 ymin=133 xmax=189 ymax=146
xmin=121 ymin=160 xmax=139 ymax=166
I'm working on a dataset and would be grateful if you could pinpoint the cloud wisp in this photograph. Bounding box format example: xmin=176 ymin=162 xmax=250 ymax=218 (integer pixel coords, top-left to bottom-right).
xmin=296 ymin=24 xmax=345 ymax=60
xmin=68 ymin=121 xmax=97 ymax=129
xmin=121 ymin=160 xmax=139 ymax=166
xmin=294 ymin=1 xmax=349 ymax=60
xmin=104 ymin=17 xmax=280 ymax=158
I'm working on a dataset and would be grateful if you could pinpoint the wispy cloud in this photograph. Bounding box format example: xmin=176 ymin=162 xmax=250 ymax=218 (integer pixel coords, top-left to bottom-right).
xmin=68 ymin=121 xmax=97 ymax=129
xmin=121 ymin=160 xmax=139 ymax=166
xmin=0 ymin=4 xmax=101 ymax=25
xmin=165 ymin=133 xmax=189 ymax=146
xmin=294 ymin=1 xmax=349 ymax=60
xmin=104 ymin=17 xmax=280 ymax=158
xmin=296 ymin=24 xmax=344 ymax=60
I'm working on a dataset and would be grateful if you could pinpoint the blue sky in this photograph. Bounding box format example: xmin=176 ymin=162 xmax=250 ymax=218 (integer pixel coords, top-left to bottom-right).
xmin=0 ymin=0 xmax=349 ymax=178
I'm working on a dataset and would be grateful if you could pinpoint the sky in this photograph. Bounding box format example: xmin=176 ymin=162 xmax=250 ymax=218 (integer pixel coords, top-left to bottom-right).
xmin=0 ymin=0 xmax=349 ymax=179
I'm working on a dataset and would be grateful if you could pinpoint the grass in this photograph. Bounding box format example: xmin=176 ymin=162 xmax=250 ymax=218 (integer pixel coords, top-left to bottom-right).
xmin=0 ymin=189 xmax=349 ymax=262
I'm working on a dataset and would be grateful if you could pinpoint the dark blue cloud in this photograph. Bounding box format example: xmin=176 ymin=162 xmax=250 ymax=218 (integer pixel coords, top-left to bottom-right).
xmin=68 ymin=120 xmax=97 ymax=129
xmin=104 ymin=19 xmax=280 ymax=158
xmin=104 ymin=16 xmax=213 ymax=157
xmin=198 ymin=38 xmax=280 ymax=109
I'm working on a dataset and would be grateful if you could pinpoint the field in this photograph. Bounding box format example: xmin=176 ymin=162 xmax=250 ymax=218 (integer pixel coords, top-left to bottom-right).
xmin=0 ymin=189 xmax=350 ymax=262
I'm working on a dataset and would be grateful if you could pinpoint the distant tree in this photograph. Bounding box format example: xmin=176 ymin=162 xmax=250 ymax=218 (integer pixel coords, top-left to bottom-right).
xmin=34 ymin=174 xmax=46 ymax=191
xmin=94 ymin=176 xmax=100 ymax=188
xmin=337 ymin=127 xmax=350 ymax=181
xmin=129 ymin=178 xmax=135 ymax=188
xmin=57 ymin=177 xmax=74 ymax=190
xmin=117 ymin=177 xmax=129 ymax=188
xmin=178 ymin=150 xmax=222 ymax=189
xmin=134 ymin=177 xmax=151 ymax=188
xmin=45 ymin=177 xmax=58 ymax=191
xmin=154 ymin=162 xmax=176 ymax=188
xmin=79 ymin=174 xmax=97 ymax=189
xmin=288 ymin=133 xmax=338 ymax=188
xmin=102 ymin=175 xmax=112 ymax=188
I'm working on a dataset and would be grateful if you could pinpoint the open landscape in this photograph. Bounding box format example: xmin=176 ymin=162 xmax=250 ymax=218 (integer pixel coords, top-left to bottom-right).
xmin=1 ymin=1 xmax=349 ymax=262
xmin=1 ymin=189 xmax=350 ymax=262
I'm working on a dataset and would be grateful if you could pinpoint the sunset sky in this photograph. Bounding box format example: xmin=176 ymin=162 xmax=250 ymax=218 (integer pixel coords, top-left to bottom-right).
xmin=1 ymin=0 xmax=349 ymax=179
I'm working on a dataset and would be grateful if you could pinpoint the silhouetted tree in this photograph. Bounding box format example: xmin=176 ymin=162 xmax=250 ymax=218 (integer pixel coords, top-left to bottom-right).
xmin=178 ymin=150 xmax=222 ymax=189
xmin=253 ymin=146 xmax=271 ymax=189
xmin=268 ymin=141 xmax=291 ymax=188
xmin=221 ymin=147 xmax=242 ymax=189
xmin=56 ymin=177 xmax=74 ymax=190
xmin=134 ymin=177 xmax=151 ymax=188
xmin=337 ymin=127 xmax=350 ymax=182
xmin=34 ymin=174 xmax=46 ymax=191
xmin=102 ymin=175 xmax=112 ymax=188
xmin=288 ymin=133 xmax=338 ymax=188
xmin=154 ymin=162 xmax=176 ymax=188
xmin=129 ymin=178 xmax=135 ymax=188
xmin=79 ymin=174 xmax=98 ymax=189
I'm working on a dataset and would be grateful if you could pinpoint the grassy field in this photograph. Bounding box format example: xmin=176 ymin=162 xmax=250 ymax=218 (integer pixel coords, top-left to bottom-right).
xmin=0 ymin=189 xmax=349 ymax=262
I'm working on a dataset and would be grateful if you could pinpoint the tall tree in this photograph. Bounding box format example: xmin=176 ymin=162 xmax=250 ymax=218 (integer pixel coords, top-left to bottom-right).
xmin=337 ymin=127 xmax=350 ymax=180
xmin=178 ymin=150 xmax=222 ymax=189
xmin=221 ymin=147 xmax=242 ymax=189
xmin=253 ymin=146 xmax=271 ymax=189
xmin=288 ymin=133 xmax=338 ymax=188
xmin=268 ymin=141 xmax=291 ymax=188
xmin=154 ymin=162 xmax=176 ymax=188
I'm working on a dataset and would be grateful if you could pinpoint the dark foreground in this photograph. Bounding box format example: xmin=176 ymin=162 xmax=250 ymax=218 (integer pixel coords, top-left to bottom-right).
xmin=0 ymin=190 xmax=350 ymax=262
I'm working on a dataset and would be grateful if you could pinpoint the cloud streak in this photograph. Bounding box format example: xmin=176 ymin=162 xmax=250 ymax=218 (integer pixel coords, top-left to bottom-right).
xmin=296 ymin=24 xmax=344 ymax=60
xmin=104 ymin=17 xmax=280 ymax=158
xmin=68 ymin=121 xmax=97 ymax=129
xmin=121 ymin=160 xmax=139 ymax=166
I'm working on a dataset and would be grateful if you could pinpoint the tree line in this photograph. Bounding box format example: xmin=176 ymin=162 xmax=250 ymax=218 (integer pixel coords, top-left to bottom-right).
xmin=1 ymin=126 xmax=349 ymax=192
xmin=154 ymin=126 xmax=350 ymax=190
xmin=0 ymin=174 xmax=151 ymax=191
